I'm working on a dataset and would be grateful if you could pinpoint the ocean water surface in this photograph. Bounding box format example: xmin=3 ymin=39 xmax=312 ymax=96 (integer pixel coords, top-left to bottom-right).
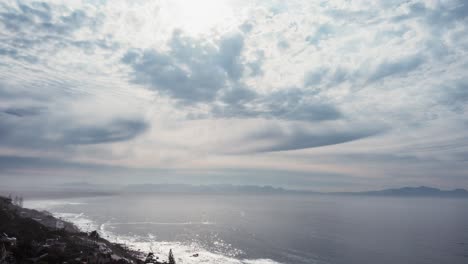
xmin=25 ymin=194 xmax=468 ymax=264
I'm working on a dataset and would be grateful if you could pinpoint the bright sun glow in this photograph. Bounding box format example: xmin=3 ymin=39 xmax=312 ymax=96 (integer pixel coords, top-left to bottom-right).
xmin=163 ymin=0 xmax=237 ymax=36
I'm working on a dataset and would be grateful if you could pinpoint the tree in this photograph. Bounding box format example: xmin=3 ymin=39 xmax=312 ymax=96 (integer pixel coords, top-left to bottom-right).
xmin=168 ymin=249 xmax=175 ymax=264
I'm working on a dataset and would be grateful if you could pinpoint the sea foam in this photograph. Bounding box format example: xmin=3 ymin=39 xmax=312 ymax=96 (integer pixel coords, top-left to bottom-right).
xmin=28 ymin=200 xmax=283 ymax=264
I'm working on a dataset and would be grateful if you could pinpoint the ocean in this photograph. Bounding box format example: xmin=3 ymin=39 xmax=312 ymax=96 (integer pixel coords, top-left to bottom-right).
xmin=25 ymin=193 xmax=468 ymax=264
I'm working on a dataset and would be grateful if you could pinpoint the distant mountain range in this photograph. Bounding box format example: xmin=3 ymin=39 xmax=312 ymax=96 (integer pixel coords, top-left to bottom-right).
xmin=9 ymin=183 xmax=467 ymax=198
xmin=120 ymin=184 xmax=468 ymax=197
xmin=339 ymin=186 xmax=468 ymax=197
xmin=121 ymin=184 xmax=468 ymax=197
xmin=121 ymin=183 xmax=291 ymax=194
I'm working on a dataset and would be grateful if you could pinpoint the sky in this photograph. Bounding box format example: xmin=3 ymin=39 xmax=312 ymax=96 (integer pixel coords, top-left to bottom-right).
xmin=0 ymin=0 xmax=467 ymax=191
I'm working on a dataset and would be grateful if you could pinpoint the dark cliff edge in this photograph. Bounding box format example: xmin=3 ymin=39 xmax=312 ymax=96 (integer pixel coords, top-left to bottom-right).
xmin=0 ymin=195 xmax=151 ymax=264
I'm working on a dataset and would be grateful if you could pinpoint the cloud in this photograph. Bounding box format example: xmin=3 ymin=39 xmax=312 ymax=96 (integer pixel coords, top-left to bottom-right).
xmin=1 ymin=6 xmax=86 ymax=34
xmin=235 ymin=121 xmax=384 ymax=153
xmin=217 ymin=33 xmax=244 ymax=80
xmin=277 ymin=39 xmax=290 ymax=50
xmin=1 ymin=106 xmax=45 ymax=117
xmin=306 ymin=24 xmax=334 ymax=46
xmin=394 ymin=1 xmax=468 ymax=26
xmin=304 ymin=67 xmax=350 ymax=88
xmin=0 ymin=47 xmax=38 ymax=63
xmin=62 ymin=119 xmax=148 ymax=145
xmin=124 ymin=31 xmax=343 ymax=123
xmin=436 ymin=79 xmax=468 ymax=113
xmin=0 ymin=1 xmax=95 ymax=35
xmin=0 ymin=1 xmax=110 ymax=63
xmin=1 ymin=0 xmax=468 ymax=189
xmin=0 ymin=114 xmax=148 ymax=149
xmin=211 ymin=87 xmax=343 ymax=123
xmin=246 ymin=50 xmax=265 ymax=77
xmin=368 ymin=54 xmax=426 ymax=82
xmin=0 ymin=155 xmax=104 ymax=173
xmin=123 ymin=31 xmax=245 ymax=104
xmin=251 ymin=88 xmax=342 ymax=121
xmin=219 ymin=85 xmax=257 ymax=105
xmin=304 ymin=68 xmax=329 ymax=87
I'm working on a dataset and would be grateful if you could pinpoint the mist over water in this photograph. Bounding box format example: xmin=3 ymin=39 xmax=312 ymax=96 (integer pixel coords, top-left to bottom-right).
xmin=26 ymin=194 xmax=468 ymax=264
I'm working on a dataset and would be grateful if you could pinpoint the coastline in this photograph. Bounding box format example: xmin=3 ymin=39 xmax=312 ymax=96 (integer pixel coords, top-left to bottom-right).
xmin=21 ymin=196 xmax=284 ymax=264
xmin=0 ymin=195 xmax=147 ymax=263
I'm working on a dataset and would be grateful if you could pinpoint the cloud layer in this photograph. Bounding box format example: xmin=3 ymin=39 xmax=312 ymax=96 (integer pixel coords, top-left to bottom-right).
xmin=1 ymin=0 xmax=467 ymax=190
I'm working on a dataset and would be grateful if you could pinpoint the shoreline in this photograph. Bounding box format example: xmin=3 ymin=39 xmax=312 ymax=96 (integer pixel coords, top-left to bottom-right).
xmin=0 ymin=195 xmax=157 ymax=263
xmin=23 ymin=196 xmax=284 ymax=264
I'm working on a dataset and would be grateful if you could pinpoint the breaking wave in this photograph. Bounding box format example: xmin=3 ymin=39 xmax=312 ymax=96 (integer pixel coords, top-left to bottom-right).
xmin=47 ymin=210 xmax=282 ymax=264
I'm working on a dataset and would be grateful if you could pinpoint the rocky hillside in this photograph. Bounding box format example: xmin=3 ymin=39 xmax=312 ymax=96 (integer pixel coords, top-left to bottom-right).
xmin=0 ymin=195 xmax=144 ymax=263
